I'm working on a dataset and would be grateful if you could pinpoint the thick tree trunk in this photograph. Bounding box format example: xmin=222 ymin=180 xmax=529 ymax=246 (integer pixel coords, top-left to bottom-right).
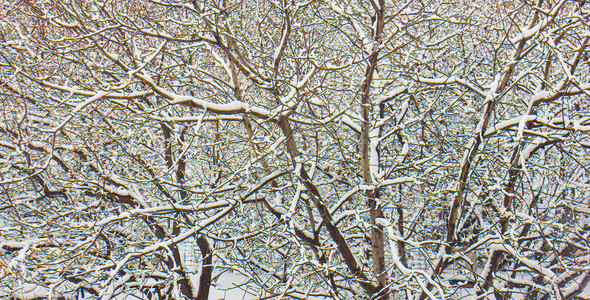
xmin=359 ymin=0 xmax=388 ymax=297
xmin=196 ymin=235 xmax=213 ymax=300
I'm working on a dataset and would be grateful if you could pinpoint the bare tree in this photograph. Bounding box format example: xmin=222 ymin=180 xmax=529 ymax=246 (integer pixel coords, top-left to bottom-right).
xmin=1 ymin=0 xmax=589 ymax=299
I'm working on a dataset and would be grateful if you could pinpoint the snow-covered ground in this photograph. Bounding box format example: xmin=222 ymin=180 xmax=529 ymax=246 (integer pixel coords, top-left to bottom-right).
xmin=206 ymin=271 xmax=257 ymax=300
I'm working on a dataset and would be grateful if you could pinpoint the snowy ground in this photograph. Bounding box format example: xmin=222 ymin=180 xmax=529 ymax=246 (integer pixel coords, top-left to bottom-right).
xmin=1 ymin=272 xmax=256 ymax=300
xmin=4 ymin=269 xmax=588 ymax=299
xmin=206 ymin=271 xmax=258 ymax=300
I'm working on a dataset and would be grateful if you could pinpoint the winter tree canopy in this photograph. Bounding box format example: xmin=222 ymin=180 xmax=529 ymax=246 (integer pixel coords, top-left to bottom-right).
xmin=1 ymin=0 xmax=589 ymax=299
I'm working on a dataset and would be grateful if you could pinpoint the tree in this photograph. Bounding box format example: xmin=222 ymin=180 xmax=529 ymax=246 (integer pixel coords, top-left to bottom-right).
xmin=1 ymin=0 xmax=589 ymax=299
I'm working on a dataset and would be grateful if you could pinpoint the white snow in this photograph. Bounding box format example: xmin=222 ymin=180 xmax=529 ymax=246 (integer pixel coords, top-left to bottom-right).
xmin=48 ymin=91 xmax=107 ymax=133
xmin=573 ymin=117 xmax=590 ymax=131
xmin=531 ymin=89 xmax=550 ymax=103
xmin=375 ymin=86 xmax=406 ymax=105
xmin=308 ymin=97 xmax=324 ymax=106
xmin=460 ymin=138 xmax=476 ymax=167
xmin=296 ymin=67 xmax=316 ymax=88
xmin=491 ymin=244 xmax=558 ymax=280
xmin=280 ymin=86 xmax=297 ymax=107
xmin=7 ymin=242 xmax=29 ymax=269
xmin=369 ymin=133 xmax=380 ymax=181
xmin=510 ymin=22 xmax=543 ymax=44
xmin=516 ymin=115 xmax=537 ymax=141
xmin=340 ymin=115 xmax=361 ymax=133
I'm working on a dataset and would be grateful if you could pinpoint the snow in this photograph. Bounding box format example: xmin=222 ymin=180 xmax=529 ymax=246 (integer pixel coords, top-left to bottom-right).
xmin=516 ymin=115 xmax=537 ymax=141
xmin=369 ymin=133 xmax=380 ymax=181
xmin=330 ymin=186 xmax=360 ymax=214
xmin=396 ymin=99 xmax=409 ymax=122
xmin=296 ymin=67 xmax=316 ymax=88
xmin=485 ymin=75 xmax=500 ymax=101
xmin=460 ymin=138 xmax=475 ymax=167
xmin=375 ymin=217 xmax=389 ymax=227
xmin=531 ymin=89 xmax=550 ymax=103
xmin=329 ymin=0 xmax=343 ymax=14
xmin=207 ymin=271 xmax=331 ymax=300
xmin=272 ymin=24 xmax=289 ymax=65
xmin=363 ymin=37 xmax=374 ymax=53
xmin=268 ymin=136 xmax=287 ymax=155
xmin=418 ymin=76 xmax=458 ymax=84
xmin=211 ymin=48 xmax=231 ymax=80
xmin=485 ymin=115 xmax=532 ymax=137
xmin=287 ymin=183 xmax=304 ymax=217
xmin=132 ymin=41 xmax=166 ymax=76
xmin=359 ymin=176 xmax=414 ymax=191
xmin=519 ymin=137 xmax=543 ymax=165
xmin=7 ymin=243 xmax=29 ymax=269
xmin=562 ymin=275 xmax=590 ymax=298
xmin=573 ymin=117 xmax=590 ymax=131
xmin=2 ymin=283 xmax=50 ymax=300
xmin=105 ymin=204 xmax=236 ymax=278
xmin=491 ymin=244 xmax=558 ymax=280
xmin=280 ymin=86 xmax=297 ymax=107
xmin=486 ymin=114 xmax=590 ymax=137
xmin=48 ymin=91 xmax=107 ymax=133
xmin=371 ymin=0 xmax=381 ymax=10
xmin=0 ymin=241 xmax=29 ymax=250
xmin=417 ymin=76 xmax=486 ymax=97
xmin=385 ymin=224 xmax=445 ymax=300
xmin=136 ymin=72 xmax=273 ymax=118
xmin=340 ymin=115 xmax=361 ymax=133
xmin=375 ymin=86 xmax=406 ymax=105
xmin=399 ymin=141 xmax=409 ymax=159
xmin=379 ymin=176 xmax=415 ymax=187
xmin=510 ymin=22 xmax=543 ymax=44
xmin=308 ymin=97 xmax=324 ymax=106
xmin=208 ymin=271 xmax=257 ymax=299
xmin=3 ymin=3 xmax=589 ymax=300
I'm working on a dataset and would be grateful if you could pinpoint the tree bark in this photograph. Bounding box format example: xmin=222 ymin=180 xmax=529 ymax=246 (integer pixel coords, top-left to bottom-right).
xmin=196 ymin=235 xmax=213 ymax=300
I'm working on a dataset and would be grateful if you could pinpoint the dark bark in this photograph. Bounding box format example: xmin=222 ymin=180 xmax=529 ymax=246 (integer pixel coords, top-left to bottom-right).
xmin=196 ymin=235 xmax=213 ymax=300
